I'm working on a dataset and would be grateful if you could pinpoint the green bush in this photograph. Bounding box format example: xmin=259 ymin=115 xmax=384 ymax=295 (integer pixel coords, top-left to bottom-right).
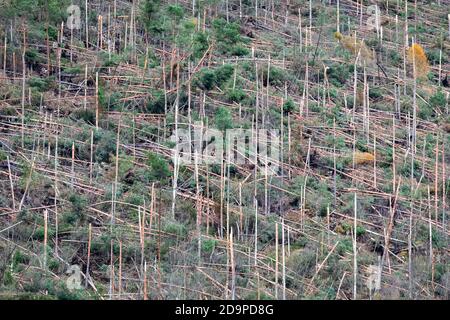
xmin=140 ymin=0 xmax=165 ymax=35
xmin=192 ymin=32 xmax=210 ymax=60
xmin=214 ymin=107 xmax=233 ymax=131
xmin=0 ymin=149 xmax=7 ymax=161
xmin=146 ymin=152 xmax=171 ymax=182
xmin=369 ymin=87 xmax=383 ymax=100
xmin=71 ymin=109 xmax=95 ymax=124
xmin=28 ymin=76 xmax=53 ymax=92
xmin=201 ymin=239 xmax=218 ymax=254
xmin=164 ymin=221 xmax=187 ymax=238
xmin=212 ymin=18 xmax=249 ymax=56
xmin=215 ymin=64 xmax=234 ymax=85
xmin=146 ymin=90 xmax=167 ymax=114
xmin=328 ymin=63 xmax=352 ymax=87
xmin=64 ymin=193 xmax=87 ymax=225
xmin=25 ymin=48 xmax=45 ymax=67
xmin=259 ymin=65 xmax=287 ymax=87
xmin=91 ymin=234 xmax=119 ymax=257
xmin=1 ymin=0 xmax=69 ymax=23
xmin=287 ymin=248 xmax=316 ymax=276
xmin=337 ymin=238 xmax=353 ymax=255
xmin=33 ymin=226 xmax=55 ymax=241
xmin=226 ymin=88 xmax=247 ymax=103
xmin=283 ymin=98 xmax=295 ymax=114
xmin=94 ymin=130 xmax=116 ymax=163
xmin=195 ymin=69 xmax=217 ymax=91
xmin=429 ymin=89 xmax=446 ymax=111
xmin=193 ymin=64 xmax=234 ymax=91
xmin=63 ymin=66 xmax=82 ymax=75
xmin=166 ymin=4 xmax=184 ymax=22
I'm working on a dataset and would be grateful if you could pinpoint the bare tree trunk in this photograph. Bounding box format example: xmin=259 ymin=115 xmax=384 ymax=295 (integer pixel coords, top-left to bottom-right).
xmin=408 ymin=199 xmax=413 ymax=299
xmin=89 ymin=130 xmax=94 ymax=184
xmin=3 ymin=34 xmax=6 ymax=76
xmin=275 ymin=221 xmax=279 ymax=299
xmin=239 ymin=182 xmax=243 ymax=241
xmin=7 ymin=156 xmax=16 ymax=215
xmin=118 ymin=240 xmax=122 ymax=298
xmin=21 ymin=31 xmax=26 ymax=148
xmin=428 ymin=186 xmax=434 ymax=286
xmin=336 ymin=0 xmax=340 ymax=33
xmin=171 ymin=57 xmax=180 ymax=220
xmin=112 ymin=120 xmax=121 ymax=227
xmin=85 ymin=0 xmax=89 ymax=47
xmin=86 ymin=223 xmax=92 ymax=288
xmin=109 ymin=239 xmax=115 ymax=299
xmin=71 ymin=142 xmax=75 ymax=188
xmin=43 ymin=209 xmax=48 ymax=270
xmin=353 ymin=193 xmax=357 ymax=300
xmin=95 ymin=72 xmax=99 ymax=130
xmin=54 ymin=136 xmax=59 ymax=255
xmin=282 ymin=219 xmax=286 ymax=300
xmin=230 ymin=228 xmax=235 ymax=300
xmin=435 ymin=139 xmax=439 ymax=223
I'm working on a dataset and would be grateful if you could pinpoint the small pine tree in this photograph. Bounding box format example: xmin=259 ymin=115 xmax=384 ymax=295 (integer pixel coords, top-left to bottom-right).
xmin=140 ymin=0 xmax=164 ymax=35
xmin=215 ymin=107 xmax=233 ymax=132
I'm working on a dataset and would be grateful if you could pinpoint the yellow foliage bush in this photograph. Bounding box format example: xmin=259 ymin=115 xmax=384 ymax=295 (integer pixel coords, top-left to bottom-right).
xmin=334 ymin=32 xmax=373 ymax=62
xmin=407 ymin=43 xmax=429 ymax=79
xmin=190 ymin=17 xmax=198 ymax=27
xmin=354 ymin=151 xmax=375 ymax=165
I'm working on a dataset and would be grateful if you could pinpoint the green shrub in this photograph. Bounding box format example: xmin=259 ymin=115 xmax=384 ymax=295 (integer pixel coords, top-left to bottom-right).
xmin=226 ymin=88 xmax=247 ymax=103
xmin=193 ymin=64 xmax=234 ymax=91
xmin=71 ymin=109 xmax=95 ymax=124
xmin=146 ymin=152 xmax=171 ymax=182
xmin=212 ymin=18 xmax=248 ymax=56
xmin=166 ymin=4 xmax=184 ymax=22
xmin=192 ymin=32 xmax=210 ymax=60
xmin=259 ymin=65 xmax=287 ymax=87
xmin=63 ymin=66 xmax=82 ymax=75
xmin=28 ymin=76 xmax=54 ymax=92
xmin=66 ymin=193 xmax=87 ymax=224
xmin=283 ymin=98 xmax=295 ymax=113
xmin=0 ymin=149 xmax=7 ymax=161
xmin=100 ymin=52 xmax=123 ymax=68
xmin=94 ymin=130 xmax=116 ymax=163
xmin=429 ymin=89 xmax=446 ymax=111
xmin=146 ymin=90 xmax=166 ymax=113
xmin=287 ymin=248 xmax=316 ymax=276
xmin=369 ymin=87 xmax=383 ymax=100
xmin=214 ymin=107 xmax=233 ymax=131
xmin=230 ymin=45 xmax=249 ymax=56
xmin=201 ymin=239 xmax=218 ymax=254
xmin=33 ymin=226 xmax=55 ymax=241
xmin=140 ymin=0 xmax=165 ymax=35
xmin=328 ymin=63 xmax=352 ymax=87
xmin=215 ymin=64 xmax=234 ymax=85
xmin=12 ymin=250 xmax=29 ymax=270
xmin=337 ymin=238 xmax=353 ymax=255
xmin=91 ymin=234 xmax=119 ymax=257
xmin=164 ymin=221 xmax=187 ymax=237
xmin=195 ymin=69 xmax=217 ymax=91
xmin=24 ymin=48 xmax=44 ymax=67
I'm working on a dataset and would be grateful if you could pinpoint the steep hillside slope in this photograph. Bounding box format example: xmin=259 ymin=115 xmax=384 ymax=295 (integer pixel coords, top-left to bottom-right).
xmin=0 ymin=0 xmax=448 ymax=300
